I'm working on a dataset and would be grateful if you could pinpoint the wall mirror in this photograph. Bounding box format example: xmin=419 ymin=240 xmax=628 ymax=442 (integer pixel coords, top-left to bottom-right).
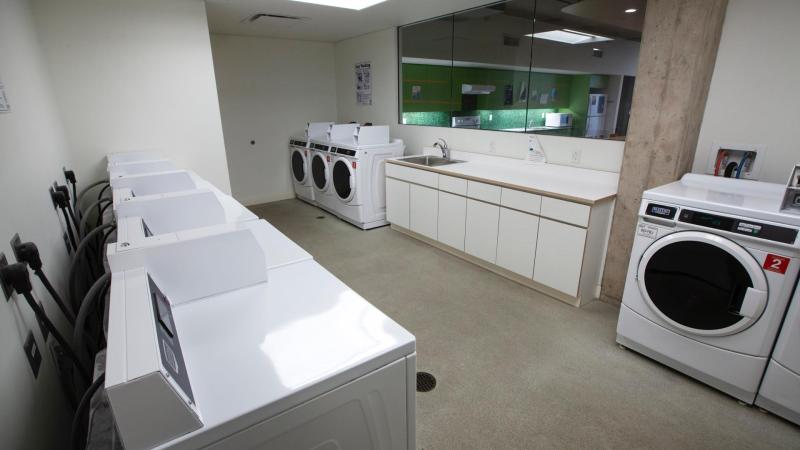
xmin=398 ymin=0 xmax=645 ymax=140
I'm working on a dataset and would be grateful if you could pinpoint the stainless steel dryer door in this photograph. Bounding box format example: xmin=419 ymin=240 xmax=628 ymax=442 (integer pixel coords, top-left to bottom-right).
xmin=637 ymin=231 xmax=769 ymax=336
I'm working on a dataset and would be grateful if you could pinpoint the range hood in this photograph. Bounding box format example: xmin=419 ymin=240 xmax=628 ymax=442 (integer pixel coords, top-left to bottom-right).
xmin=461 ymin=84 xmax=496 ymax=95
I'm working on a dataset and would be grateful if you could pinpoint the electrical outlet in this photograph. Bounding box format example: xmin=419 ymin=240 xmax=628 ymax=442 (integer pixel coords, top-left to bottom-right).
xmin=10 ymin=233 xmax=22 ymax=261
xmin=63 ymin=232 xmax=72 ymax=255
xmin=23 ymin=331 xmax=42 ymax=378
xmin=0 ymin=253 xmax=12 ymax=300
xmin=570 ymin=149 xmax=582 ymax=165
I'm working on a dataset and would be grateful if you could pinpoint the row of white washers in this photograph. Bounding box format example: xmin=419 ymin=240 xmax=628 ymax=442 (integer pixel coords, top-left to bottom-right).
xmin=104 ymin=152 xmax=416 ymax=449
xmin=616 ymin=173 xmax=800 ymax=425
xmin=290 ymin=122 xmax=405 ymax=229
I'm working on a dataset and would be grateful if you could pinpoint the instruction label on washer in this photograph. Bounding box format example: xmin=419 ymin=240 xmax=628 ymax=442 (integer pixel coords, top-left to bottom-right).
xmin=637 ymin=223 xmax=658 ymax=239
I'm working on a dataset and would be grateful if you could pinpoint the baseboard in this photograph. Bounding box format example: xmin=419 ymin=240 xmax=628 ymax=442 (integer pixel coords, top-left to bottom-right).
xmin=234 ymin=191 xmax=295 ymax=207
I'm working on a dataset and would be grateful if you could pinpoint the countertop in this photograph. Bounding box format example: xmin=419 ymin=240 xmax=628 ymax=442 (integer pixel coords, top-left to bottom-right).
xmin=387 ymin=152 xmax=619 ymax=205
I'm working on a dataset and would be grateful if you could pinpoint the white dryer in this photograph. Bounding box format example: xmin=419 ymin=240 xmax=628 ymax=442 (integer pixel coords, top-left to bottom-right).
xmin=756 ymin=279 xmax=800 ymax=424
xmin=617 ymin=174 xmax=800 ymax=403
xmin=290 ymin=122 xmax=333 ymax=205
xmin=329 ymin=127 xmax=405 ymax=229
xmin=309 ymin=124 xmax=358 ymax=215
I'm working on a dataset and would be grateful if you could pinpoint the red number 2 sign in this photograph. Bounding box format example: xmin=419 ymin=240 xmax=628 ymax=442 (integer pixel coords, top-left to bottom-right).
xmin=764 ymin=254 xmax=790 ymax=275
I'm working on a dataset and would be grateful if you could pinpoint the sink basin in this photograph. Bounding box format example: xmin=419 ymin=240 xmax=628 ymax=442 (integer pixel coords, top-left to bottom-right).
xmin=398 ymin=155 xmax=465 ymax=167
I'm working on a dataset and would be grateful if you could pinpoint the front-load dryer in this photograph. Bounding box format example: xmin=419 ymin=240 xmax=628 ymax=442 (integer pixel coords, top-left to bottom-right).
xmin=756 ymin=276 xmax=800 ymax=424
xmin=289 ymin=122 xmax=332 ymax=205
xmin=616 ymin=174 xmax=800 ymax=403
xmin=309 ymin=124 xmax=358 ymax=215
xmin=329 ymin=130 xmax=405 ymax=229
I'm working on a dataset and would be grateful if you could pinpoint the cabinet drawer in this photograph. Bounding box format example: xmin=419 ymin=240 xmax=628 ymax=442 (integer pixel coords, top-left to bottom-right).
xmin=500 ymin=188 xmax=541 ymax=214
xmin=467 ymin=180 xmax=501 ymax=204
xmin=438 ymin=175 xmax=467 ymax=196
xmin=540 ymin=197 xmax=590 ymax=227
xmin=386 ymin=163 xmax=438 ymax=188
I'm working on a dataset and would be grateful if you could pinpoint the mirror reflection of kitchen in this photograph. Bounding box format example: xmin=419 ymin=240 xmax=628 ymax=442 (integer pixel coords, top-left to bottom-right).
xmin=399 ymin=0 xmax=644 ymax=140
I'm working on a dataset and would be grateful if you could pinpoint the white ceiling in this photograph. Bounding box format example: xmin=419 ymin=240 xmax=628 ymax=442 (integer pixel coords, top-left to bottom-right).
xmin=205 ymin=0 xmax=492 ymax=42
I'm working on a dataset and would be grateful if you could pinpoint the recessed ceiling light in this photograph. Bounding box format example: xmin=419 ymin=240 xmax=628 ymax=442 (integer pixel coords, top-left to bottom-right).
xmin=625 ymin=8 xmax=638 ymax=13
xmin=289 ymin=0 xmax=388 ymax=10
xmin=526 ymin=29 xmax=612 ymax=45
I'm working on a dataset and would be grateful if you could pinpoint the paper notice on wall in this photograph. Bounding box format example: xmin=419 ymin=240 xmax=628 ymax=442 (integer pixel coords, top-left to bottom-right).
xmin=355 ymin=62 xmax=372 ymax=106
xmin=526 ymin=134 xmax=547 ymax=164
xmin=0 ymin=76 xmax=10 ymax=113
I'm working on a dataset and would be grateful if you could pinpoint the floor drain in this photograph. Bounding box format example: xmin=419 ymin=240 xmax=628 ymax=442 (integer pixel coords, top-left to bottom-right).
xmin=316 ymin=216 xmax=325 ymax=219
xmin=416 ymin=372 xmax=437 ymax=393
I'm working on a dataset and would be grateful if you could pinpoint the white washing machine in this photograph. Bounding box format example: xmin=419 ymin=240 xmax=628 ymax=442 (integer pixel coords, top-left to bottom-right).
xmin=329 ymin=126 xmax=405 ymax=229
xmin=290 ymin=122 xmax=333 ymax=205
xmin=756 ymin=279 xmax=800 ymax=424
xmin=106 ymin=221 xmax=416 ymax=450
xmin=309 ymin=124 xmax=359 ymax=215
xmin=617 ymin=174 xmax=800 ymax=403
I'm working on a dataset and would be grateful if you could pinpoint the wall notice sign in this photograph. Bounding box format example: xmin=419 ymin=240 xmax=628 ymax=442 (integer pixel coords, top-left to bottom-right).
xmin=0 ymin=76 xmax=10 ymax=113
xmin=355 ymin=62 xmax=372 ymax=106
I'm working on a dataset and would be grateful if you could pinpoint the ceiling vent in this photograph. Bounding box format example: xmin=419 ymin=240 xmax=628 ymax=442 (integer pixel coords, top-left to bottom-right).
xmin=242 ymin=13 xmax=308 ymax=23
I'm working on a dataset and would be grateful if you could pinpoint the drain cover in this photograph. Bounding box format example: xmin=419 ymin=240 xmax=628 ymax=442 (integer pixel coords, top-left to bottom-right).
xmin=416 ymin=372 xmax=437 ymax=393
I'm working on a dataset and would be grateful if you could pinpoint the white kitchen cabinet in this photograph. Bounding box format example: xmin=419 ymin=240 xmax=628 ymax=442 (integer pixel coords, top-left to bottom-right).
xmin=386 ymin=178 xmax=409 ymax=229
xmin=496 ymin=208 xmax=539 ymax=278
xmin=465 ymin=199 xmax=499 ymax=264
xmin=437 ymin=191 xmax=466 ymax=251
xmin=533 ymin=218 xmax=587 ymax=297
xmin=409 ymin=184 xmax=438 ymax=239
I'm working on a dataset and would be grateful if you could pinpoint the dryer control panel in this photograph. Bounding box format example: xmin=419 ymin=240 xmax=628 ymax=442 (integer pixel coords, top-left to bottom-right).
xmin=678 ymin=209 xmax=798 ymax=244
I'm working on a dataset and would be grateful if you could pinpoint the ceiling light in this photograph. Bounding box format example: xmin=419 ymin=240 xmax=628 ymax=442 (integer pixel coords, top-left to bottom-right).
xmin=289 ymin=0 xmax=388 ymax=10
xmin=625 ymin=8 xmax=638 ymax=13
xmin=526 ymin=29 xmax=612 ymax=45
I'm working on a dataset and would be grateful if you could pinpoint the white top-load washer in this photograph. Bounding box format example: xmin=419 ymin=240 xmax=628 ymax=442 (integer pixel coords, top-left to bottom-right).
xmin=107 ymin=150 xmax=163 ymax=167
xmin=110 ymin=170 xmax=218 ymax=206
xmin=616 ymin=174 xmax=800 ymax=403
xmin=112 ymin=189 xmax=257 ymax=245
xmin=105 ymin=220 xmax=416 ymax=450
xmin=309 ymin=124 xmax=359 ymax=214
xmin=109 ymin=159 xmax=176 ymax=179
xmin=289 ymin=122 xmax=333 ymax=205
xmin=329 ymin=125 xmax=405 ymax=229
xmin=756 ymin=274 xmax=800 ymax=424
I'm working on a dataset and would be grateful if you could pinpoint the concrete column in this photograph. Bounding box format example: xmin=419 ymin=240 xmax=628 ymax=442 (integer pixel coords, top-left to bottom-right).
xmin=600 ymin=0 xmax=729 ymax=304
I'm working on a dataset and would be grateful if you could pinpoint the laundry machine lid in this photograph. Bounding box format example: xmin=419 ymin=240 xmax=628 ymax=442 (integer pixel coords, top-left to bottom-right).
xmin=332 ymin=158 xmax=355 ymax=202
xmin=291 ymin=148 xmax=307 ymax=184
xmin=637 ymin=231 xmax=769 ymax=336
xmin=311 ymin=153 xmax=329 ymax=190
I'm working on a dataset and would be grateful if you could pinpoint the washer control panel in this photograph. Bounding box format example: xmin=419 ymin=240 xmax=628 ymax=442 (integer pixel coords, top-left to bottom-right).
xmin=678 ymin=209 xmax=798 ymax=244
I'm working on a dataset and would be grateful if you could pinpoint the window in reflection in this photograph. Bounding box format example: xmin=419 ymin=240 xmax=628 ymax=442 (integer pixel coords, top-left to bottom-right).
xmin=398 ymin=0 xmax=645 ymax=141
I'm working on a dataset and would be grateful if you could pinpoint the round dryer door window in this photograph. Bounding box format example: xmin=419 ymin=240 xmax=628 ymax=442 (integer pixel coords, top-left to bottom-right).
xmin=637 ymin=231 xmax=768 ymax=336
xmin=291 ymin=149 xmax=307 ymax=183
xmin=332 ymin=159 xmax=354 ymax=201
xmin=311 ymin=154 xmax=328 ymax=190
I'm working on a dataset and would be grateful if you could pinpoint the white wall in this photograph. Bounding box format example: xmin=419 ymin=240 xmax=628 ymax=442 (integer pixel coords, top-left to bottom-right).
xmin=211 ymin=34 xmax=338 ymax=205
xmin=692 ymin=0 xmax=800 ymax=184
xmin=335 ymin=28 xmax=625 ymax=173
xmin=30 ymin=0 xmax=232 ymax=193
xmin=0 ymin=0 xmax=76 ymax=447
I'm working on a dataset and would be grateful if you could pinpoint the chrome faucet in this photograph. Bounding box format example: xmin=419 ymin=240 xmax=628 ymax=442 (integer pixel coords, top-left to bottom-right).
xmin=433 ymin=138 xmax=450 ymax=160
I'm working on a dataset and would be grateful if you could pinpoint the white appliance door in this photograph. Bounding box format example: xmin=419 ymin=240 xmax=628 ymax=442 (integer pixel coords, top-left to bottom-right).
xmin=636 ymin=231 xmax=768 ymax=337
xmin=291 ymin=148 xmax=308 ymax=184
xmin=331 ymin=157 xmax=356 ymax=202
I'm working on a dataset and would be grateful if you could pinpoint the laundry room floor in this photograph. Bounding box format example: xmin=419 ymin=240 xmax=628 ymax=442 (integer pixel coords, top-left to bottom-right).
xmin=251 ymin=199 xmax=800 ymax=449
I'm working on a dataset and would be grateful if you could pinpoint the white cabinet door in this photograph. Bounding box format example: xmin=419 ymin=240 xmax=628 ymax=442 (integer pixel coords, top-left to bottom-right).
xmin=386 ymin=178 xmax=409 ymax=229
xmin=437 ymin=191 xmax=466 ymax=251
xmin=465 ymin=199 xmax=500 ymax=263
xmin=409 ymin=184 xmax=438 ymax=239
xmin=496 ymin=208 xmax=539 ymax=278
xmin=533 ymin=218 xmax=587 ymax=297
